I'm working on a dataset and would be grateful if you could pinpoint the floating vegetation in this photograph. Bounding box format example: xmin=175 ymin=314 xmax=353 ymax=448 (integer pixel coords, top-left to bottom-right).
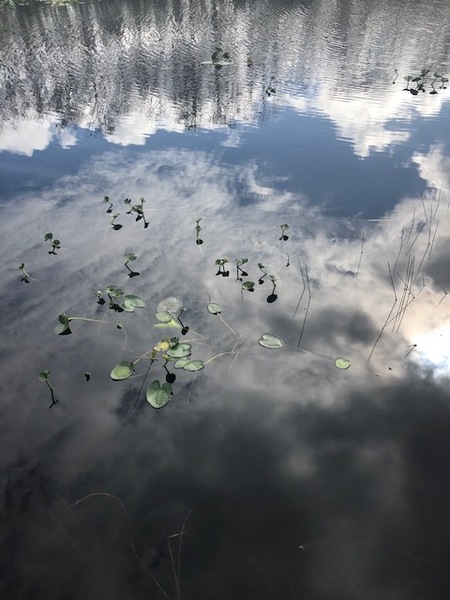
xmin=38 ymin=369 xmax=59 ymax=408
xmin=18 ymin=263 xmax=29 ymax=283
xmin=44 ymin=232 xmax=61 ymax=254
xmin=258 ymin=333 xmax=285 ymax=350
xmin=335 ymin=358 xmax=351 ymax=370
xmin=124 ymin=252 xmax=140 ymax=278
xmin=279 ymin=224 xmax=289 ymax=241
xmin=396 ymin=68 xmax=449 ymax=95
xmin=195 ymin=218 xmax=203 ymax=245
xmin=201 ymin=47 xmax=232 ymax=67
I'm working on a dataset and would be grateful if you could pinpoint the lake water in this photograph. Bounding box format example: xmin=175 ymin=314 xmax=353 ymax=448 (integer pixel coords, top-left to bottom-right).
xmin=1 ymin=0 xmax=450 ymax=598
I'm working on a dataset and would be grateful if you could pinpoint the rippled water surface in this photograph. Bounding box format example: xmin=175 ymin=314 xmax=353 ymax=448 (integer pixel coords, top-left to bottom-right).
xmin=1 ymin=1 xmax=450 ymax=598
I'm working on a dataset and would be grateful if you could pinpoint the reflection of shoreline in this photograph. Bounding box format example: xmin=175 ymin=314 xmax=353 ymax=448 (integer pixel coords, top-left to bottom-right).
xmin=1 ymin=0 xmax=450 ymax=153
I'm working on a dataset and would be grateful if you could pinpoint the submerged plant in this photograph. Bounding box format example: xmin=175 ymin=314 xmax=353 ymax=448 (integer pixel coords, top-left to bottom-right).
xmin=195 ymin=218 xmax=203 ymax=245
xmin=235 ymin=258 xmax=249 ymax=281
xmin=39 ymin=369 xmax=59 ymax=408
xmin=257 ymin=262 xmax=267 ymax=284
xmin=215 ymin=257 xmax=230 ymax=277
xmin=279 ymin=223 xmax=289 ymax=241
xmin=18 ymin=263 xmax=29 ymax=283
xmin=266 ymin=77 xmax=276 ymax=96
xmin=267 ymin=274 xmax=278 ymax=303
xmin=124 ymin=252 xmax=140 ymax=278
xmin=110 ymin=213 xmax=122 ymax=231
xmin=104 ymin=196 xmax=114 ymax=213
xmin=125 ymin=197 xmax=148 ymax=228
xmin=45 ymin=232 xmax=61 ymax=254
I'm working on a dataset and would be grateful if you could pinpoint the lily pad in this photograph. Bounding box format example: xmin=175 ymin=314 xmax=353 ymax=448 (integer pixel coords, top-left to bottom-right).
xmin=166 ymin=343 xmax=192 ymax=358
xmin=110 ymin=360 xmax=135 ymax=381
xmin=183 ymin=360 xmax=205 ymax=372
xmin=121 ymin=294 xmax=145 ymax=312
xmin=55 ymin=313 xmax=72 ymax=335
xmin=154 ymin=339 xmax=170 ymax=352
xmin=146 ymin=380 xmax=173 ymax=409
xmin=258 ymin=333 xmax=285 ymax=349
xmin=157 ymin=296 xmax=183 ymax=315
xmin=335 ymin=357 xmax=351 ymax=370
xmin=207 ymin=302 xmax=223 ymax=314
xmin=153 ymin=320 xmax=180 ymax=329
xmin=174 ymin=357 xmax=191 ymax=369
xmin=155 ymin=311 xmax=174 ymax=323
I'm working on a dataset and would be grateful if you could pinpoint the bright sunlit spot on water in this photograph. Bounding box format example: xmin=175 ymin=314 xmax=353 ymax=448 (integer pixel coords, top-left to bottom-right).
xmin=414 ymin=327 xmax=450 ymax=375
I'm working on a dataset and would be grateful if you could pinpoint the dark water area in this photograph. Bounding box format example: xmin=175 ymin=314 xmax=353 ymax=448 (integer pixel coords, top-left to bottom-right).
xmin=1 ymin=0 xmax=450 ymax=598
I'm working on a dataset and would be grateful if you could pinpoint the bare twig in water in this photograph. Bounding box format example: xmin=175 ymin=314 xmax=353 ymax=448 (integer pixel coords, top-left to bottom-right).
xmin=355 ymin=233 xmax=365 ymax=276
xmin=130 ymin=539 xmax=171 ymax=600
xmin=404 ymin=344 xmax=417 ymax=358
xmin=367 ymin=262 xmax=398 ymax=362
xmin=438 ymin=289 xmax=448 ymax=305
xmin=297 ymin=264 xmax=311 ymax=348
xmin=292 ymin=255 xmax=306 ymax=320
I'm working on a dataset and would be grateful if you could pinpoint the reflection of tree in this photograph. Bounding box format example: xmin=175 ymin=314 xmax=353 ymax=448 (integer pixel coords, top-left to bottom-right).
xmin=0 ymin=0 xmax=450 ymax=137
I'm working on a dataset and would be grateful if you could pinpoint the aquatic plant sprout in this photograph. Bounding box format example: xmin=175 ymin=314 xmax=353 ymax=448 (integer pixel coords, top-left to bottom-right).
xmin=258 ymin=333 xmax=285 ymax=349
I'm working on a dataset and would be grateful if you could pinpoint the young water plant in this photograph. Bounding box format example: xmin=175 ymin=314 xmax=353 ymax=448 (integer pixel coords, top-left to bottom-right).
xmin=235 ymin=258 xmax=249 ymax=281
xmin=279 ymin=224 xmax=289 ymax=241
xmin=54 ymin=308 xmax=132 ymax=335
xmin=38 ymin=369 xmax=59 ymax=408
xmin=267 ymin=275 xmax=278 ymax=303
xmin=242 ymin=281 xmax=255 ymax=293
xmin=110 ymin=213 xmax=122 ymax=231
xmin=195 ymin=219 xmax=203 ymax=245
xmin=104 ymin=196 xmax=114 ymax=213
xmin=18 ymin=263 xmax=30 ymax=283
xmin=126 ymin=197 xmax=148 ymax=228
xmin=124 ymin=252 xmax=140 ymax=278
xmin=45 ymin=232 xmax=61 ymax=254
xmin=215 ymin=257 xmax=230 ymax=277
xmin=266 ymin=77 xmax=276 ymax=96
xmin=258 ymin=263 xmax=267 ymax=284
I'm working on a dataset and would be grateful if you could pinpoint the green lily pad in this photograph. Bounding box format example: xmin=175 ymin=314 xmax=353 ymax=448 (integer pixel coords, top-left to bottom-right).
xmin=110 ymin=360 xmax=135 ymax=381
xmin=157 ymin=297 xmax=183 ymax=315
xmin=155 ymin=311 xmax=174 ymax=322
xmin=146 ymin=380 xmax=173 ymax=408
xmin=242 ymin=281 xmax=255 ymax=291
xmin=121 ymin=294 xmax=145 ymax=312
xmin=335 ymin=357 xmax=351 ymax=370
xmin=258 ymin=333 xmax=285 ymax=349
xmin=207 ymin=302 xmax=223 ymax=314
xmin=174 ymin=357 xmax=191 ymax=369
xmin=153 ymin=320 xmax=180 ymax=329
xmin=166 ymin=343 xmax=192 ymax=358
xmin=183 ymin=360 xmax=204 ymax=372
xmin=55 ymin=313 xmax=71 ymax=335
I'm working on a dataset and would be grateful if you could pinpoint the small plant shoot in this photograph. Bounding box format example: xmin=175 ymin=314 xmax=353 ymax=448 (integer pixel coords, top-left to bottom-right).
xmin=104 ymin=196 xmax=114 ymax=213
xmin=124 ymin=252 xmax=140 ymax=278
xmin=267 ymin=274 xmax=278 ymax=303
xmin=279 ymin=224 xmax=289 ymax=241
xmin=39 ymin=369 xmax=59 ymax=408
xmin=18 ymin=263 xmax=29 ymax=283
xmin=195 ymin=218 xmax=203 ymax=245
xmin=45 ymin=232 xmax=61 ymax=254
xmin=235 ymin=258 xmax=249 ymax=281
xmin=215 ymin=257 xmax=230 ymax=277
xmin=110 ymin=213 xmax=122 ymax=231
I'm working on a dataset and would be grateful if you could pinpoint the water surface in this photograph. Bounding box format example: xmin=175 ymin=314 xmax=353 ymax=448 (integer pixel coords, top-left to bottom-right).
xmin=1 ymin=1 xmax=450 ymax=598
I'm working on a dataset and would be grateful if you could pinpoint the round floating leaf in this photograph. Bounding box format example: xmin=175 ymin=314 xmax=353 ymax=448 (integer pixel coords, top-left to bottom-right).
xmin=335 ymin=357 xmax=351 ymax=370
xmin=38 ymin=369 xmax=50 ymax=381
xmin=84 ymin=372 xmax=91 ymax=382
xmin=207 ymin=302 xmax=223 ymax=314
xmin=183 ymin=360 xmax=204 ymax=372
xmin=121 ymin=298 xmax=136 ymax=312
xmin=155 ymin=311 xmax=174 ymax=323
xmin=110 ymin=360 xmax=135 ymax=381
xmin=123 ymin=294 xmax=145 ymax=308
xmin=125 ymin=253 xmax=137 ymax=261
xmin=174 ymin=357 xmax=191 ymax=369
xmin=146 ymin=380 xmax=172 ymax=409
xmin=242 ymin=281 xmax=255 ymax=292
xmin=166 ymin=343 xmax=192 ymax=358
xmin=44 ymin=233 xmax=53 ymax=241
xmin=55 ymin=313 xmax=71 ymax=335
xmin=157 ymin=296 xmax=183 ymax=315
xmin=154 ymin=339 xmax=170 ymax=352
xmin=258 ymin=333 xmax=285 ymax=349
xmin=153 ymin=320 xmax=180 ymax=329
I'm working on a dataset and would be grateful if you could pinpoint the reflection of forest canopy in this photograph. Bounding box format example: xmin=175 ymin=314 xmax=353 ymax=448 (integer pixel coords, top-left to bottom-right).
xmin=1 ymin=0 xmax=450 ymax=132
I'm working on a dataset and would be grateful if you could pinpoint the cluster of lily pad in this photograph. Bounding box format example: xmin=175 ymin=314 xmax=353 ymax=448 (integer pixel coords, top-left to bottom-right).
xmin=397 ymin=69 xmax=449 ymax=95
